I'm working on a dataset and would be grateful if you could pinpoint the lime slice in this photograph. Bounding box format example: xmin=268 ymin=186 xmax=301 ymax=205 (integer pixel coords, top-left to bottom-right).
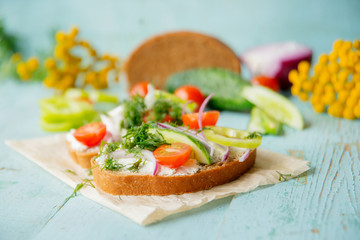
xmin=203 ymin=126 xmax=262 ymax=149
xmin=242 ymin=86 xmax=304 ymax=130
xmin=248 ymin=107 xmax=282 ymax=135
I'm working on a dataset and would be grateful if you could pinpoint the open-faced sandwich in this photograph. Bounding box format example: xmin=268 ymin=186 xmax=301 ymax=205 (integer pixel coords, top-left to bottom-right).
xmin=91 ymin=122 xmax=261 ymax=196
xmin=66 ymin=85 xmax=194 ymax=169
xmin=67 ymin=88 xmax=262 ymax=195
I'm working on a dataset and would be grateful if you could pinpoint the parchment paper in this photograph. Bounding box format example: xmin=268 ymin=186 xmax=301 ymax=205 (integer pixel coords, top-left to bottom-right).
xmin=5 ymin=134 xmax=310 ymax=225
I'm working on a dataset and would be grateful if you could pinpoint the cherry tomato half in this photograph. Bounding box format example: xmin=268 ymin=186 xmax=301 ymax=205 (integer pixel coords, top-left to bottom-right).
xmin=73 ymin=122 xmax=107 ymax=147
xmin=153 ymin=143 xmax=192 ymax=168
xmin=251 ymin=76 xmax=280 ymax=92
xmin=174 ymin=85 xmax=205 ymax=112
xmin=182 ymin=111 xmax=220 ymax=129
xmin=129 ymin=82 xmax=149 ymax=97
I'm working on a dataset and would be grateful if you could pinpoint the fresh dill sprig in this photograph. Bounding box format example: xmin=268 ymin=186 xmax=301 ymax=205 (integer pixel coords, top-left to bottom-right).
xmin=64 ymin=178 xmax=95 ymax=202
xmin=246 ymin=131 xmax=262 ymax=139
xmin=127 ymin=158 xmax=144 ymax=172
xmin=122 ymin=123 xmax=168 ymax=156
xmin=120 ymin=95 xmax=146 ymax=129
xmin=102 ymin=157 xmax=125 ymax=171
xmin=276 ymin=171 xmax=292 ymax=182
xmin=65 ymin=169 xmax=77 ymax=175
xmin=150 ymin=97 xmax=183 ymax=124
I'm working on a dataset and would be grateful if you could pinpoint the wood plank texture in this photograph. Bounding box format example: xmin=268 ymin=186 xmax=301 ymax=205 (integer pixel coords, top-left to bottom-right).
xmin=0 ymin=0 xmax=359 ymax=239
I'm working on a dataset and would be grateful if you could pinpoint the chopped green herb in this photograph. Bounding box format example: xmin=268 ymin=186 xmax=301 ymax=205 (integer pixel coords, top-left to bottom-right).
xmin=122 ymin=123 xmax=168 ymax=156
xmin=150 ymin=97 xmax=182 ymax=124
xmin=104 ymin=142 xmax=120 ymax=154
xmin=102 ymin=157 xmax=125 ymax=171
xmin=88 ymin=168 xmax=93 ymax=176
xmin=64 ymin=178 xmax=96 ymax=202
xmin=246 ymin=131 xmax=262 ymax=139
xmin=82 ymin=178 xmax=95 ymax=188
xmin=118 ymin=196 xmax=122 ymax=200
xmin=120 ymin=95 xmax=146 ymax=129
xmin=276 ymin=171 xmax=292 ymax=182
xmin=65 ymin=169 xmax=77 ymax=175
xmin=127 ymin=158 xmax=144 ymax=172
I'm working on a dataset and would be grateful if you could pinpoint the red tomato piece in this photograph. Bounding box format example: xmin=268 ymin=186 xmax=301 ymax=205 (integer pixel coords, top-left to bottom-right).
xmin=129 ymin=82 xmax=149 ymax=97
xmin=174 ymin=85 xmax=205 ymax=111
xmin=182 ymin=111 xmax=220 ymax=129
xmin=73 ymin=122 xmax=107 ymax=147
xmin=153 ymin=143 xmax=192 ymax=168
xmin=251 ymin=76 xmax=280 ymax=92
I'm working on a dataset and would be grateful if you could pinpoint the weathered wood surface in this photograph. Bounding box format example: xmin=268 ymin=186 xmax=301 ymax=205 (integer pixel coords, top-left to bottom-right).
xmin=0 ymin=0 xmax=359 ymax=239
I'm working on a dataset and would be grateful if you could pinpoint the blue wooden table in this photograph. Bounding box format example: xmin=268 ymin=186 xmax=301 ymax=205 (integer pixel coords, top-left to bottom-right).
xmin=1 ymin=0 xmax=359 ymax=239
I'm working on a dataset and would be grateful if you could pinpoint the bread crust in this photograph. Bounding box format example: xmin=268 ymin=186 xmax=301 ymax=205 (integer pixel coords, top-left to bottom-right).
xmin=91 ymin=149 xmax=256 ymax=196
xmin=66 ymin=141 xmax=99 ymax=169
xmin=125 ymin=31 xmax=241 ymax=89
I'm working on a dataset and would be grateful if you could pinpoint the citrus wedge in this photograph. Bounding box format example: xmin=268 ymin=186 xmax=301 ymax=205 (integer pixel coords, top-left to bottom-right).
xmin=242 ymin=86 xmax=304 ymax=130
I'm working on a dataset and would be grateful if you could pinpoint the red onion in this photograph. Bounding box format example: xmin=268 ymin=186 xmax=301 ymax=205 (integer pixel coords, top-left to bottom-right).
xmin=198 ymin=93 xmax=214 ymax=130
xmin=221 ymin=147 xmax=230 ymax=162
xmin=182 ymin=100 xmax=193 ymax=116
xmin=240 ymin=42 xmax=312 ymax=89
xmin=238 ymin=149 xmax=251 ymax=162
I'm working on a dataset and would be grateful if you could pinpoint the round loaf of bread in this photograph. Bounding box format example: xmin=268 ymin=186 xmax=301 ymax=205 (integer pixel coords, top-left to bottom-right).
xmin=125 ymin=31 xmax=241 ymax=89
xmin=91 ymin=149 xmax=255 ymax=196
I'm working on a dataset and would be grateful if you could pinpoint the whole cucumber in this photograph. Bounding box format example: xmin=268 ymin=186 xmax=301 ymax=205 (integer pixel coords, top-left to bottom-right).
xmin=165 ymin=68 xmax=253 ymax=111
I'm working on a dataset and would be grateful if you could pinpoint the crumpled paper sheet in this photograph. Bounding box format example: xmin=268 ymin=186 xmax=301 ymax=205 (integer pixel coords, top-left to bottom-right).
xmin=5 ymin=134 xmax=310 ymax=225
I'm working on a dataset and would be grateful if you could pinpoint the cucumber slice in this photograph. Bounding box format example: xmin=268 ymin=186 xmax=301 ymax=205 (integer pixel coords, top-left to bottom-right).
xmin=242 ymin=86 xmax=304 ymax=130
xmin=248 ymin=107 xmax=282 ymax=135
xmin=149 ymin=128 xmax=211 ymax=165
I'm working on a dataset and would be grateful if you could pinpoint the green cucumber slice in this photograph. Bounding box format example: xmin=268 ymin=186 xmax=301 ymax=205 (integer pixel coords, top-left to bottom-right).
xmin=149 ymin=128 xmax=211 ymax=165
xmin=242 ymin=86 xmax=304 ymax=130
xmin=248 ymin=107 xmax=282 ymax=135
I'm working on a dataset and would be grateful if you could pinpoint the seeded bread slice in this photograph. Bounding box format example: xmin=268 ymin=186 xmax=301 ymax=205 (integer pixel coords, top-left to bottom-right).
xmin=66 ymin=141 xmax=99 ymax=169
xmin=125 ymin=31 xmax=241 ymax=89
xmin=91 ymin=149 xmax=255 ymax=196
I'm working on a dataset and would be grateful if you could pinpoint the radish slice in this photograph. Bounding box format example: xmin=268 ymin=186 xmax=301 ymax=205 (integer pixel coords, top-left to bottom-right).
xmin=111 ymin=149 xmax=158 ymax=175
xmin=112 ymin=149 xmax=134 ymax=158
xmin=198 ymin=93 xmax=214 ymax=130
xmin=141 ymin=150 xmax=158 ymax=176
xmin=182 ymin=100 xmax=193 ymax=116
xmin=240 ymin=42 xmax=312 ymax=89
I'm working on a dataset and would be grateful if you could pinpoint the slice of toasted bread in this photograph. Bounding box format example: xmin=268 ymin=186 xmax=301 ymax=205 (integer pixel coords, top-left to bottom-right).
xmin=91 ymin=149 xmax=255 ymax=196
xmin=66 ymin=141 xmax=99 ymax=169
xmin=125 ymin=31 xmax=241 ymax=89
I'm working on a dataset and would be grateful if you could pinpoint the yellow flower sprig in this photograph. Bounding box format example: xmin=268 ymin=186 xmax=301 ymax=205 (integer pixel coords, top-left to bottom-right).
xmin=43 ymin=27 xmax=121 ymax=91
xmin=289 ymin=39 xmax=360 ymax=120
xmin=16 ymin=56 xmax=40 ymax=80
